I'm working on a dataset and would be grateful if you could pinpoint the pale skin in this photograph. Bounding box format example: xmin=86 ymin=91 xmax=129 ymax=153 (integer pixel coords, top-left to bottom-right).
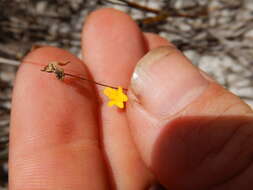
xmin=9 ymin=8 xmax=253 ymax=190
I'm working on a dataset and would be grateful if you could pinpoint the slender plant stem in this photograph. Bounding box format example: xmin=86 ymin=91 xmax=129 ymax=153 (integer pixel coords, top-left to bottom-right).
xmin=64 ymin=73 xmax=128 ymax=91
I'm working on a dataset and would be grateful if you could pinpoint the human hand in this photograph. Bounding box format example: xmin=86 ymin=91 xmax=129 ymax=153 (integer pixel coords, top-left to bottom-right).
xmin=9 ymin=8 xmax=253 ymax=190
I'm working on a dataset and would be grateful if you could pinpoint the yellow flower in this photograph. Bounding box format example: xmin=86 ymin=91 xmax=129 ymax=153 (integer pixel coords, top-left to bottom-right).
xmin=103 ymin=86 xmax=128 ymax=109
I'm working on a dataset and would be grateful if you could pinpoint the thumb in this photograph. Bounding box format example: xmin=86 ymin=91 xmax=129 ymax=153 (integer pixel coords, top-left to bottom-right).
xmin=127 ymin=46 xmax=253 ymax=190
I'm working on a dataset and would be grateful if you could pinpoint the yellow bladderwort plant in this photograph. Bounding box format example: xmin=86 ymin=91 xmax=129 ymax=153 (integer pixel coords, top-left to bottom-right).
xmin=40 ymin=61 xmax=128 ymax=109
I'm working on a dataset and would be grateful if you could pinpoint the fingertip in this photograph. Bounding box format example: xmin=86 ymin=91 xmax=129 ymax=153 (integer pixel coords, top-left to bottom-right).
xmin=12 ymin=46 xmax=97 ymax=148
xmin=83 ymin=8 xmax=138 ymax=34
xmin=85 ymin=7 xmax=132 ymax=22
xmin=82 ymin=7 xmax=147 ymax=87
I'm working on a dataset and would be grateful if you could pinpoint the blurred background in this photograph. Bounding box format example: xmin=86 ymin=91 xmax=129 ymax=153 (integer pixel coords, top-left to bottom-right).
xmin=0 ymin=0 xmax=253 ymax=189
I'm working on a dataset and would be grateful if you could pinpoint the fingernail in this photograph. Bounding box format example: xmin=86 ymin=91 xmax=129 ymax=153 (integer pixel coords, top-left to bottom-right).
xmin=130 ymin=46 xmax=209 ymax=117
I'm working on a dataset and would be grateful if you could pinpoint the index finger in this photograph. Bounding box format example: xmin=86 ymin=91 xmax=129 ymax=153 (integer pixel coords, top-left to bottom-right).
xmin=9 ymin=47 xmax=109 ymax=189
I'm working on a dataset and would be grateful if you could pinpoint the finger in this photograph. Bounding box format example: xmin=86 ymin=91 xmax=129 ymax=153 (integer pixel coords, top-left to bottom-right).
xmin=82 ymin=8 xmax=154 ymax=189
xmin=127 ymin=46 xmax=253 ymax=189
xmin=9 ymin=47 xmax=109 ymax=190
